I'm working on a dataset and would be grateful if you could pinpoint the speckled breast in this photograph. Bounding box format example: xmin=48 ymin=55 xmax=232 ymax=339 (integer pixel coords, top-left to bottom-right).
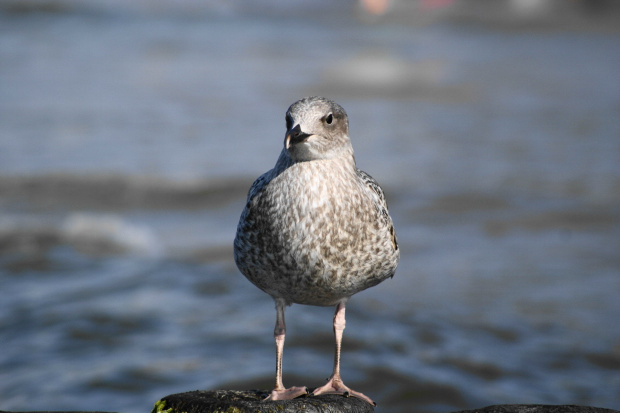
xmin=234 ymin=161 xmax=399 ymax=306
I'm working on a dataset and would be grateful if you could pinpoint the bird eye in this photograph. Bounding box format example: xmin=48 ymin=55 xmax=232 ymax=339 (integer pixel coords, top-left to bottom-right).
xmin=325 ymin=113 xmax=333 ymax=125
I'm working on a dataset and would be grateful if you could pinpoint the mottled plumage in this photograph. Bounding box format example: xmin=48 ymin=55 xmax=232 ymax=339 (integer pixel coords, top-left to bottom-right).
xmin=233 ymin=96 xmax=399 ymax=404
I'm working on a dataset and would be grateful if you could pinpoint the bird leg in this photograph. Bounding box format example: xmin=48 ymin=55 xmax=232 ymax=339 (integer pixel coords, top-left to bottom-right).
xmin=312 ymin=300 xmax=376 ymax=406
xmin=264 ymin=299 xmax=308 ymax=401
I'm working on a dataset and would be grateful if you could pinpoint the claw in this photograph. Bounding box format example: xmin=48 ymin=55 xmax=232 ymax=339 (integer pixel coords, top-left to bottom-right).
xmin=312 ymin=378 xmax=375 ymax=405
xmin=264 ymin=386 xmax=308 ymax=401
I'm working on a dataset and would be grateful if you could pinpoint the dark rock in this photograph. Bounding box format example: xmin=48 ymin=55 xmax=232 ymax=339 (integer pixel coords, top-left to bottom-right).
xmin=0 ymin=411 xmax=116 ymax=413
xmin=152 ymin=389 xmax=374 ymax=413
xmin=452 ymin=405 xmax=619 ymax=413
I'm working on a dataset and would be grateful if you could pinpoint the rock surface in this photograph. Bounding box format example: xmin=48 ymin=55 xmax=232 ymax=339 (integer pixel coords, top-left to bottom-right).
xmin=151 ymin=390 xmax=620 ymax=413
xmin=452 ymin=405 xmax=619 ymax=413
xmin=1 ymin=399 xmax=617 ymax=413
xmin=151 ymin=389 xmax=375 ymax=413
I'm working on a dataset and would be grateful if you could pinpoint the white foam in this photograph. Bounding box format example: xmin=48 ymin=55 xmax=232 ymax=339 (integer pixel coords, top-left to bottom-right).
xmin=62 ymin=213 xmax=162 ymax=256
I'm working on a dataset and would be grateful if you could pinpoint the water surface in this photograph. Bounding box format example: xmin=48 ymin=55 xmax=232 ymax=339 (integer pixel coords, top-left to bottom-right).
xmin=1 ymin=2 xmax=619 ymax=412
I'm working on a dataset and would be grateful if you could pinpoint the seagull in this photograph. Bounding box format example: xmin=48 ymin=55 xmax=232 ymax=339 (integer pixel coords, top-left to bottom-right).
xmin=233 ymin=96 xmax=399 ymax=405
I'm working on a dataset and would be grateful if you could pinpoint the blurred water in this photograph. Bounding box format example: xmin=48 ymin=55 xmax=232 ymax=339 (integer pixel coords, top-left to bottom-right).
xmin=1 ymin=1 xmax=619 ymax=413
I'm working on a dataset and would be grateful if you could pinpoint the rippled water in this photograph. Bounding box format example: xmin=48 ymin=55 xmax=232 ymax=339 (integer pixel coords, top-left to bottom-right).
xmin=1 ymin=1 xmax=619 ymax=413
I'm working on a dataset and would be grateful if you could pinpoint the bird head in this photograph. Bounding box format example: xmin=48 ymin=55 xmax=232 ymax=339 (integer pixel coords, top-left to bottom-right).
xmin=284 ymin=97 xmax=353 ymax=162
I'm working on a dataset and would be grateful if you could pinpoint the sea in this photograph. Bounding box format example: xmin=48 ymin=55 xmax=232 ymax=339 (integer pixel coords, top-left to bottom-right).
xmin=1 ymin=1 xmax=619 ymax=412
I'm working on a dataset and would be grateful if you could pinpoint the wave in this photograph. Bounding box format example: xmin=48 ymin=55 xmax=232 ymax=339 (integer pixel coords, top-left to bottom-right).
xmin=0 ymin=213 xmax=162 ymax=256
xmin=0 ymin=174 xmax=250 ymax=211
xmin=63 ymin=213 xmax=161 ymax=255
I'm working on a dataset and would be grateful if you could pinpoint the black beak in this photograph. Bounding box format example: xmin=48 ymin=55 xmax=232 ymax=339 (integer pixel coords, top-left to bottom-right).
xmin=286 ymin=124 xmax=311 ymax=149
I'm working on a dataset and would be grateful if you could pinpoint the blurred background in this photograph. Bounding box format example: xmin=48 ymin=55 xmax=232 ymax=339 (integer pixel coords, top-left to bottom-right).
xmin=1 ymin=0 xmax=619 ymax=412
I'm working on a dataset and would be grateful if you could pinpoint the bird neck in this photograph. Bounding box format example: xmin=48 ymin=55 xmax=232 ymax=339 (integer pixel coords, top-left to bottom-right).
xmin=275 ymin=149 xmax=356 ymax=174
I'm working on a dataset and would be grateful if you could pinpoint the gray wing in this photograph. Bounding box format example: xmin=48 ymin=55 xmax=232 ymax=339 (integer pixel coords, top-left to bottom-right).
xmin=356 ymin=168 xmax=389 ymax=220
xmin=245 ymin=150 xmax=293 ymax=204
xmin=235 ymin=169 xmax=272 ymax=255
xmin=245 ymin=170 xmax=271 ymax=204
xmin=356 ymin=168 xmax=398 ymax=251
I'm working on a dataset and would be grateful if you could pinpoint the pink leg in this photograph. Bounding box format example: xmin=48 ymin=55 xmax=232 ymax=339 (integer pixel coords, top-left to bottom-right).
xmin=264 ymin=299 xmax=307 ymax=401
xmin=312 ymin=300 xmax=376 ymax=406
